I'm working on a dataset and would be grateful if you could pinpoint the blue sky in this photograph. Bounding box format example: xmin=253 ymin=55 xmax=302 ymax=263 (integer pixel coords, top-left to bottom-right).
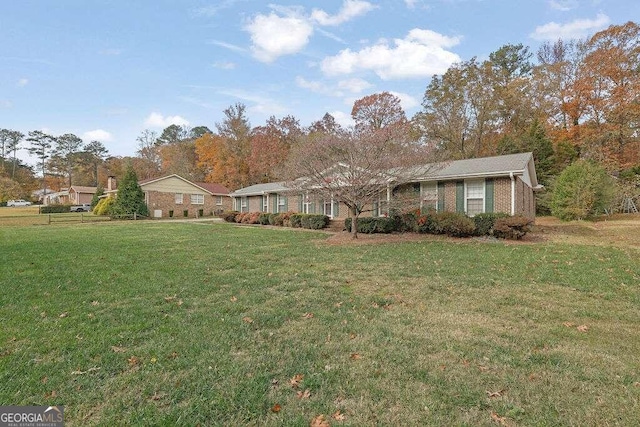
xmin=1 ymin=0 xmax=637 ymax=166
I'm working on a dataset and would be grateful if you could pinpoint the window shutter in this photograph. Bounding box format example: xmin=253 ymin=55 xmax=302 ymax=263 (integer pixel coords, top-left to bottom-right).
xmin=284 ymin=196 xmax=288 ymax=212
xmin=333 ymin=201 xmax=339 ymax=217
xmin=298 ymin=195 xmax=303 ymax=212
xmin=456 ymin=181 xmax=464 ymax=213
xmin=373 ymin=201 xmax=379 ymax=217
xmin=485 ymin=179 xmax=494 ymax=213
xmin=272 ymin=194 xmax=277 ymax=213
xmin=437 ymin=182 xmax=445 ymax=212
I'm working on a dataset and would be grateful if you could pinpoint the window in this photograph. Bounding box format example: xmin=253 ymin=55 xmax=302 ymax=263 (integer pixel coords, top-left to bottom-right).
xmin=421 ymin=182 xmax=438 ymax=211
xmin=465 ymin=180 xmax=484 ymax=216
xmin=175 ymin=193 xmax=183 ymax=204
xmin=216 ymin=196 xmax=223 ymax=205
xmin=277 ymin=195 xmax=286 ymax=213
xmin=303 ymin=194 xmax=312 ymax=214
xmin=191 ymin=194 xmax=204 ymax=205
xmin=241 ymin=197 xmax=248 ymax=212
xmin=262 ymin=196 xmax=269 ymax=212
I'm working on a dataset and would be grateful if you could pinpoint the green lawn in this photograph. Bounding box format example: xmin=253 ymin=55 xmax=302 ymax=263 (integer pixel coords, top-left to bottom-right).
xmin=1 ymin=222 xmax=639 ymax=426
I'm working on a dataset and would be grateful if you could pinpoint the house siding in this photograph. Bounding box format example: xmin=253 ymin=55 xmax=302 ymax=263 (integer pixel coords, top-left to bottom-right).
xmin=494 ymin=177 xmax=511 ymax=214
xmin=145 ymin=191 xmax=226 ymax=218
xmin=515 ymin=176 xmax=535 ymax=220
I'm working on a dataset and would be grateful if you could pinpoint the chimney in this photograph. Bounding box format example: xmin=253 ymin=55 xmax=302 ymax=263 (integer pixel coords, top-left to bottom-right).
xmin=107 ymin=176 xmax=116 ymax=191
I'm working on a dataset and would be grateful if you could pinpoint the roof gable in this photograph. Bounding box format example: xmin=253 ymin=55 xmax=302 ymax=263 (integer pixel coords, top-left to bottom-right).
xmin=139 ymin=174 xmax=229 ymax=195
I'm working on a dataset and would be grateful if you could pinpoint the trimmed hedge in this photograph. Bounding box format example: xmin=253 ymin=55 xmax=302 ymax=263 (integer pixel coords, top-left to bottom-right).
xmin=472 ymin=212 xmax=509 ymax=236
xmin=221 ymin=211 xmax=329 ymax=229
xmin=40 ymin=205 xmax=71 ymax=214
xmin=344 ymin=217 xmax=396 ymax=234
xmin=493 ymin=215 xmax=532 ymax=240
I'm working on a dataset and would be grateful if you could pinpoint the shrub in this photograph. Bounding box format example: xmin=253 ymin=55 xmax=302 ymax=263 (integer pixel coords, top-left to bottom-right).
xmin=344 ymin=217 xmax=395 ymax=233
xmin=415 ymin=211 xmax=441 ymax=234
xmin=435 ymin=212 xmax=476 ymax=237
xmin=493 ymin=215 xmax=532 ymax=240
xmin=472 ymin=212 xmax=509 ymax=236
xmin=279 ymin=212 xmax=294 ymax=227
xmin=306 ymin=214 xmax=329 ymax=229
xmin=258 ymin=213 xmax=271 ymax=225
xmin=222 ymin=211 xmax=239 ymax=222
xmin=40 ymin=204 xmax=71 ymax=214
xmin=110 ymin=165 xmax=148 ymax=218
xmin=267 ymin=213 xmax=277 ymax=225
xmin=93 ymin=198 xmax=115 ymax=216
xmin=289 ymin=214 xmax=303 ymax=228
xmin=551 ymin=160 xmax=615 ymax=221
xmin=272 ymin=213 xmax=285 ymax=226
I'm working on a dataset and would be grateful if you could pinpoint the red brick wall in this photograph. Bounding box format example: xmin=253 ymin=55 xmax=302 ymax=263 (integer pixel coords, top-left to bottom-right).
xmin=515 ymin=177 xmax=535 ymax=220
xmin=494 ymin=177 xmax=512 ymax=215
xmin=146 ymin=191 xmax=229 ymax=218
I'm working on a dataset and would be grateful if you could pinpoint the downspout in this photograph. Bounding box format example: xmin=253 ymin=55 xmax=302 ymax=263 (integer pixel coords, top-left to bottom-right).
xmin=386 ymin=184 xmax=391 ymax=216
xmin=510 ymin=172 xmax=515 ymax=216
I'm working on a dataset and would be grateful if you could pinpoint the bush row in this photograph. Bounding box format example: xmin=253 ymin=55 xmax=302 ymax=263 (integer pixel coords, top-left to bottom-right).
xmin=344 ymin=211 xmax=532 ymax=240
xmin=40 ymin=204 xmax=72 ymax=213
xmin=221 ymin=211 xmax=330 ymax=230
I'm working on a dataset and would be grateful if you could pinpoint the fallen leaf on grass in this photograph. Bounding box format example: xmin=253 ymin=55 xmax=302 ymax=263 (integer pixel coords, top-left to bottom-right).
xmin=350 ymin=353 xmax=362 ymax=360
xmin=302 ymin=312 xmax=314 ymax=319
xmin=290 ymin=374 xmax=304 ymax=388
xmin=486 ymin=389 xmax=505 ymax=398
xmin=271 ymin=403 xmax=281 ymax=413
xmin=150 ymin=392 xmax=165 ymax=401
xmin=576 ymin=325 xmax=589 ymax=332
xmin=310 ymin=415 xmax=330 ymax=427
xmin=176 ymin=299 xmax=183 ymax=307
xmin=71 ymin=367 xmax=101 ymax=375
xmin=334 ymin=302 xmax=343 ymax=308
xmin=242 ymin=316 xmax=253 ymax=324
xmin=634 ymin=382 xmax=640 ymax=387
xmin=128 ymin=356 xmax=139 ymax=366
xmin=59 ymin=312 xmax=68 ymax=318
xmin=490 ymin=411 xmax=507 ymax=425
xmin=111 ymin=346 xmax=126 ymax=353
xmin=230 ymin=296 xmax=237 ymax=302
xmin=45 ymin=390 xmax=57 ymax=399
xmin=332 ymin=410 xmax=346 ymax=421
xmin=271 ymin=379 xmax=279 ymax=389
xmin=438 ymin=365 xmax=446 ymax=371
xmin=562 ymin=322 xmax=575 ymax=328
xmin=168 ymin=352 xmax=178 ymax=359
xmin=91 ymin=301 xmax=99 ymax=306
xmin=164 ymin=295 xmax=177 ymax=302
xmin=349 ymin=333 xmax=357 ymax=340
xmin=478 ymin=366 xmax=489 ymax=372
xmin=296 ymin=389 xmax=311 ymax=399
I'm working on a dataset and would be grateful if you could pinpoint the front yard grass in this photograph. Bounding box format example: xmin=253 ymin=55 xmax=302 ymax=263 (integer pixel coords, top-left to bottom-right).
xmin=1 ymin=221 xmax=639 ymax=425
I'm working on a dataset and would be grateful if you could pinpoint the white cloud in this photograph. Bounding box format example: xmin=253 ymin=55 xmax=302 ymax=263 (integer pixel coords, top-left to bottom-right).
xmin=245 ymin=12 xmax=314 ymax=63
xmin=17 ymin=78 xmax=29 ymax=87
xmin=329 ymin=110 xmax=355 ymax=128
xmin=321 ymin=28 xmax=462 ymax=80
xmin=144 ymin=112 xmax=190 ymax=128
xmin=208 ymin=40 xmax=247 ymax=54
xmin=218 ymin=89 xmax=286 ymax=116
xmin=83 ymin=129 xmax=113 ymax=142
xmin=548 ymin=0 xmax=578 ymax=11
xmin=296 ymin=76 xmax=343 ymax=97
xmin=0 ymin=100 xmax=12 ymax=108
xmin=405 ymin=0 xmax=417 ymax=8
xmin=337 ymin=78 xmax=372 ymax=94
xmin=311 ymin=0 xmax=376 ymax=26
xmin=530 ymin=13 xmax=610 ymax=41
xmin=213 ymin=61 xmax=236 ymax=69
xmin=388 ymin=91 xmax=420 ymax=111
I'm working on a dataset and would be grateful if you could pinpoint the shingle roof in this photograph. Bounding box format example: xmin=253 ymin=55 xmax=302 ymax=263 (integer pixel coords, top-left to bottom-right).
xmin=229 ymin=182 xmax=290 ymax=197
xmin=407 ymin=152 xmax=535 ymax=181
xmin=194 ymin=182 xmax=230 ymax=195
xmin=69 ymin=186 xmax=97 ymax=193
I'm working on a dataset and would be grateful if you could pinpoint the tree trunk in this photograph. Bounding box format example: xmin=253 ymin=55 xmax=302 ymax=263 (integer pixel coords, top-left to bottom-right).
xmin=350 ymin=206 xmax=358 ymax=239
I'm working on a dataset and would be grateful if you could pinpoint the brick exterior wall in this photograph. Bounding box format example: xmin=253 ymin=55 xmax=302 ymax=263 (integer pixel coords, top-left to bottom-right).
xmin=494 ymin=177 xmax=512 ymax=215
xmin=444 ymin=182 xmax=457 ymax=212
xmin=515 ymin=177 xmax=535 ymax=220
xmin=146 ymin=191 xmax=230 ymax=218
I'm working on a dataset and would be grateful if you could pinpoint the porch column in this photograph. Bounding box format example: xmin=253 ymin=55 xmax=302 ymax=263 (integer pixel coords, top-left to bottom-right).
xmin=386 ymin=184 xmax=391 ymax=215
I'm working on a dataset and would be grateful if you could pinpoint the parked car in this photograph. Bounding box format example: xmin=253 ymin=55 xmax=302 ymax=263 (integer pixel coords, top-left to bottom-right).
xmin=7 ymin=199 xmax=32 ymax=207
xmin=70 ymin=204 xmax=91 ymax=212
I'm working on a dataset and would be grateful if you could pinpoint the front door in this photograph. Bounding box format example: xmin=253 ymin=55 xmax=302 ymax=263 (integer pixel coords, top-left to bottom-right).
xmin=323 ymin=201 xmax=333 ymax=219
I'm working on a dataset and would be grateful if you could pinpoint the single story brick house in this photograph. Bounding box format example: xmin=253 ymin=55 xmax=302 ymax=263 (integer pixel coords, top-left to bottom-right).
xmin=134 ymin=174 xmax=231 ymax=218
xmin=229 ymin=152 xmax=542 ymax=220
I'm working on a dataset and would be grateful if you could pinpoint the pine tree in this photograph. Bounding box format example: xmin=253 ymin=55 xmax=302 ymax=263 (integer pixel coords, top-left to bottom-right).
xmin=111 ymin=165 xmax=148 ymax=218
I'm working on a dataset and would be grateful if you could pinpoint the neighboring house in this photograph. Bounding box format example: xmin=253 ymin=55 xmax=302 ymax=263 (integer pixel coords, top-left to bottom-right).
xmin=42 ymin=189 xmax=69 ymax=205
xmin=68 ymin=186 xmax=97 ymax=205
xmin=229 ymin=152 xmax=542 ymax=220
xmin=138 ymin=174 xmax=231 ymax=218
